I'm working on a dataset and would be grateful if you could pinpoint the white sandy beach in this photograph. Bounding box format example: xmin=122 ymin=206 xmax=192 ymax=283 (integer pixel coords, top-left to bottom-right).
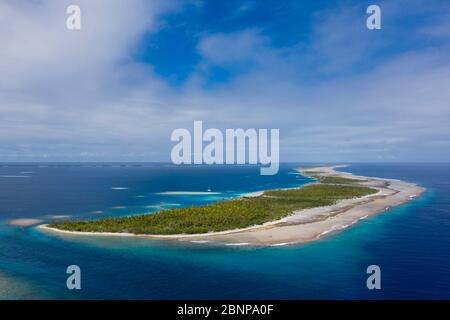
xmin=38 ymin=165 xmax=425 ymax=246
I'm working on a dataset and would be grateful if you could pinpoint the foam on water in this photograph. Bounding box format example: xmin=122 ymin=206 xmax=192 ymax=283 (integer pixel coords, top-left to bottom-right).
xmin=0 ymin=175 xmax=31 ymax=178
xmin=156 ymin=191 xmax=222 ymax=195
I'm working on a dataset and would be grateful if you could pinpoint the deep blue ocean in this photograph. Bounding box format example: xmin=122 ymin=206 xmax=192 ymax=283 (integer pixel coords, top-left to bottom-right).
xmin=0 ymin=163 xmax=449 ymax=299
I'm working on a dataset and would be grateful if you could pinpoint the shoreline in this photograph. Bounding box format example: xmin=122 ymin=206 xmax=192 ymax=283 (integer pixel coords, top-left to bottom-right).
xmin=37 ymin=165 xmax=426 ymax=246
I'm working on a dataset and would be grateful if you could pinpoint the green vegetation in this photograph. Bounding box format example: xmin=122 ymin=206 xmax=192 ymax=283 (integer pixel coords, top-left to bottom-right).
xmin=48 ymin=184 xmax=377 ymax=235
xmin=312 ymin=176 xmax=367 ymax=184
xmin=301 ymin=171 xmax=323 ymax=175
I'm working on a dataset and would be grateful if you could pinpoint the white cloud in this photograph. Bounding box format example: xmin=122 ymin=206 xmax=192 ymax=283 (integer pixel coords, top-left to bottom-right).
xmin=197 ymin=29 xmax=270 ymax=66
xmin=0 ymin=0 xmax=449 ymax=162
xmin=0 ymin=0 xmax=180 ymax=161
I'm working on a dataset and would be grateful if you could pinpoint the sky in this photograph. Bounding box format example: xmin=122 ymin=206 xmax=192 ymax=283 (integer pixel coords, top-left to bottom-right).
xmin=0 ymin=0 xmax=449 ymax=162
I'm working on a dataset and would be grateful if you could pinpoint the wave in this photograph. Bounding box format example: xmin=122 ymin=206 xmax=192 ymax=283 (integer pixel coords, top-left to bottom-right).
xmin=144 ymin=202 xmax=181 ymax=209
xmin=144 ymin=205 xmax=162 ymax=209
xmin=318 ymin=217 xmax=365 ymax=239
xmin=156 ymin=191 xmax=221 ymax=195
xmin=160 ymin=203 xmax=181 ymax=207
xmin=225 ymin=242 xmax=249 ymax=246
xmin=270 ymin=242 xmax=295 ymax=247
xmin=317 ymin=225 xmax=341 ymax=237
xmin=0 ymin=175 xmax=31 ymax=178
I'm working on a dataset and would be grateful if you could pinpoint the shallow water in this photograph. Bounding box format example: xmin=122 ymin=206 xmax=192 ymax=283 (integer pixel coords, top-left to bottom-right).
xmin=0 ymin=163 xmax=448 ymax=299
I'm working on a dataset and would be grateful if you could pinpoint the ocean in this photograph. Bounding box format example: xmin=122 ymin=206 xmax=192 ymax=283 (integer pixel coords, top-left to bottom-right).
xmin=0 ymin=163 xmax=448 ymax=299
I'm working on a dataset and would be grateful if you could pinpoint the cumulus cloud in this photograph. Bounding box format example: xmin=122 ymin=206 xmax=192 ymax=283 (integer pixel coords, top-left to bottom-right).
xmin=0 ymin=0 xmax=449 ymax=162
xmin=197 ymin=29 xmax=269 ymax=66
xmin=0 ymin=0 xmax=179 ymax=160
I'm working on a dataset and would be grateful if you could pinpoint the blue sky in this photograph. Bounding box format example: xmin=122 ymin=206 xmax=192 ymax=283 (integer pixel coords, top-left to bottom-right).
xmin=136 ymin=0 xmax=446 ymax=85
xmin=1 ymin=0 xmax=450 ymax=162
xmin=135 ymin=0 xmax=330 ymax=85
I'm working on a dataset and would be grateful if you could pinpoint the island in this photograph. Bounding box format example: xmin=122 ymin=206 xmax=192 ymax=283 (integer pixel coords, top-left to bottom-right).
xmin=38 ymin=165 xmax=425 ymax=246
